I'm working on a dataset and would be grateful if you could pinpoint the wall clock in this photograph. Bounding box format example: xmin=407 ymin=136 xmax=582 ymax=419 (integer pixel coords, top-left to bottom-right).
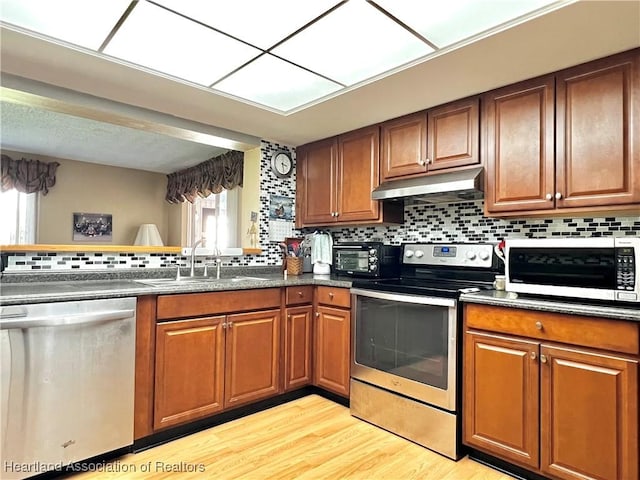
xmin=271 ymin=150 xmax=293 ymax=178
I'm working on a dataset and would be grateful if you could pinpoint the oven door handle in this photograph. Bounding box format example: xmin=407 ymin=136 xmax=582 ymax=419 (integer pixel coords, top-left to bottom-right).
xmin=350 ymin=288 xmax=456 ymax=307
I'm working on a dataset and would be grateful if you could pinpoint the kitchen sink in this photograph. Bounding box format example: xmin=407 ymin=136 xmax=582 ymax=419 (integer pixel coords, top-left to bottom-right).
xmin=135 ymin=276 xmax=268 ymax=287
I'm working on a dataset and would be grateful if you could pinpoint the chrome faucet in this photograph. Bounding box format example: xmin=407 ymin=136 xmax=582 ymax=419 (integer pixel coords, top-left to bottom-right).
xmin=190 ymin=238 xmax=204 ymax=277
xmin=203 ymin=248 xmax=222 ymax=279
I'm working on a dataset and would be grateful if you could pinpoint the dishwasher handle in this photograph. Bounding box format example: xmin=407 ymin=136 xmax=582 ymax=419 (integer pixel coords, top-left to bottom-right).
xmin=0 ymin=309 xmax=135 ymax=330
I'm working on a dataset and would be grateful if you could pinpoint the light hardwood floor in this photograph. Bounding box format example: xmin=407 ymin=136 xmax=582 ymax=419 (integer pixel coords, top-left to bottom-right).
xmin=69 ymin=395 xmax=512 ymax=479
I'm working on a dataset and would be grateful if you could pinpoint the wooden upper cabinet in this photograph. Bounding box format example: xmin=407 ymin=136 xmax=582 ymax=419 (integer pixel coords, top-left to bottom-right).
xmin=224 ymin=309 xmax=280 ymax=409
xmin=296 ymin=137 xmax=338 ymax=226
xmin=381 ymin=111 xmax=428 ymax=181
xmin=483 ymin=75 xmax=556 ymax=214
xmin=380 ymin=98 xmax=480 ymax=182
xmin=296 ymin=125 xmax=401 ymax=227
xmin=540 ymin=345 xmax=638 ymax=480
xmin=337 ymin=125 xmax=380 ymax=222
xmin=463 ymin=331 xmax=540 ymax=469
xmin=556 ymin=50 xmax=640 ymax=208
xmin=428 ymin=97 xmax=480 ymax=171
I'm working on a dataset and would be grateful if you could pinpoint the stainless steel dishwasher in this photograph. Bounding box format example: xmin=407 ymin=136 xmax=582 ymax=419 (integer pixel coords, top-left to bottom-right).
xmin=1 ymin=297 xmax=136 ymax=479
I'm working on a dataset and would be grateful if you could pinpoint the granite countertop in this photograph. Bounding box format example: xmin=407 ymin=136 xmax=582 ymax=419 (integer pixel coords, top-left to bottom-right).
xmin=461 ymin=290 xmax=640 ymax=322
xmin=0 ymin=272 xmax=354 ymax=306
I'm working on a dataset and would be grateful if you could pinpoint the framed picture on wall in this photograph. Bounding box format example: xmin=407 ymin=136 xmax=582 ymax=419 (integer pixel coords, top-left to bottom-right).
xmin=72 ymin=212 xmax=113 ymax=242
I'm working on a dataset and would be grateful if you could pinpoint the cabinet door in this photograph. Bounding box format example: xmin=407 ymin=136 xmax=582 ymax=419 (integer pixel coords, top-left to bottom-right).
xmin=381 ymin=112 xmax=428 ymax=181
xmin=540 ymin=345 xmax=638 ymax=480
xmin=336 ymin=125 xmax=381 ymax=222
xmin=463 ymin=331 xmax=540 ymax=469
xmin=314 ymin=305 xmax=351 ymax=397
xmin=556 ymin=51 xmax=640 ymax=208
xmin=484 ymin=76 xmax=556 ymax=213
xmin=284 ymin=305 xmax=313 ymax=391
xmin=154 ymin=316 xmax=224 ymax=430
xmin=296 ymin=138 xmax=338 ymax=227
xmin=225 ymin=309 xmax=280 ymax=408
xmin=428 ymin=97 xmax=479 ymax=171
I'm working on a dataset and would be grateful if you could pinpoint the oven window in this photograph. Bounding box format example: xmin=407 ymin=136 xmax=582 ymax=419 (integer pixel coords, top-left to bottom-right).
xmin=354 ymin=296 xmax=449 ymax=390
xmin=509 ymin=247 xmax=615 ymax=288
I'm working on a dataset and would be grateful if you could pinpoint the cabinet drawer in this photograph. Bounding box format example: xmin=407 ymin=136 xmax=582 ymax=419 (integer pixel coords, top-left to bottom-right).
xmin=285 ymin=286 xmax=314 ymax=306
xmin=157 ymin=288 xmax=281 ymax=320
xmin=464 ymin=303 xmax=639 ymax=355
xmin=316 ymin=286 xmax=351 ymax=308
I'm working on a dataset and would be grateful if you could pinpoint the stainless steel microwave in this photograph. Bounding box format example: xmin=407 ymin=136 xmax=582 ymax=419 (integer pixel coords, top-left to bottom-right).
xmin=332 ymin=242 xmax=400 ymax=277
xmin=505 ymin=238 xmax=639 ymax=303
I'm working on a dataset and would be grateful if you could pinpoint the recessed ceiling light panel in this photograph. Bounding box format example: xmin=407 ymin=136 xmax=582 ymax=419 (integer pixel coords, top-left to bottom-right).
xmin=272 ymin=0 xmax=434 ymax=86
xmin=374 ymin=0 xmax=561 ymax=48
xmin=152 ymin=0 xmax=343 ymax=50
xmin=0 ymin=0 xmax=131 ymax=50
xmin=214 ymin=54 xmax=342 ymax=112
xmin=103 ymin=1 xmax=262 ymax=86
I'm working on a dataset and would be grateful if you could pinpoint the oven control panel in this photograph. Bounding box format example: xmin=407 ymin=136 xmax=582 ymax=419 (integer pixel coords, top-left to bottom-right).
xmin=403 ymin=243 xmax=495 ymax=268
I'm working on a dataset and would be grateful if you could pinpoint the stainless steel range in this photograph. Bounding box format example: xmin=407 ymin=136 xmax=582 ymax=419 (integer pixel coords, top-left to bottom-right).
xmin=350 ymin=242 xmax=502 ymax=460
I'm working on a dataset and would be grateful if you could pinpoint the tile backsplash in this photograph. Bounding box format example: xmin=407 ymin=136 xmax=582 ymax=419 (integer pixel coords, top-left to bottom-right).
xmin=2 ymin=139 xmax=638 ymax=273
xmin=325 ymin=200 xmax=640 ymax=244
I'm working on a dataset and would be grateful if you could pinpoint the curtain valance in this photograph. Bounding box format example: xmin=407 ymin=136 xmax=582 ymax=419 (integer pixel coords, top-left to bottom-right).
xmin=166 ymin=150 xmax=244 ymax=204
xmin=0 ymin=154 xmax=60 ymax=195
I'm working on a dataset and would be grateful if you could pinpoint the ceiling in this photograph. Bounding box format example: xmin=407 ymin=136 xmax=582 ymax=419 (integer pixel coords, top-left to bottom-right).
xmin=1 ymin=0 xmax=569 ymax=113
xmin=0 ymin=0 xmax=639 ymax=174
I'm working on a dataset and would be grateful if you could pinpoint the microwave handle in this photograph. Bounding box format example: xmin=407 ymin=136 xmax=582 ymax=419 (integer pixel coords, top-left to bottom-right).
xmin=350 ymin=288 xmax=456 ymax=307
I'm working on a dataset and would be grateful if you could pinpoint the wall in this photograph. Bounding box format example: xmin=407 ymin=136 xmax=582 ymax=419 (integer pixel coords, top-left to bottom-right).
xmin=239 ymin=147 xmax=261 ymax=248
xmin=3 ymin=150 xmax=171 ymax=245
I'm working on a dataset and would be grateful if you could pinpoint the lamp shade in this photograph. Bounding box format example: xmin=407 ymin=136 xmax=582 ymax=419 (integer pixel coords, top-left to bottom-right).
xmin=133 ymin=224 xmax=163 ymax=246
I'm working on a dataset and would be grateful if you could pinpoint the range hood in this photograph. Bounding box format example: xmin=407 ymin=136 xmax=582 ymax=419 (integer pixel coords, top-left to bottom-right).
xmin=372 ymin=166 xmax=484 ymax=205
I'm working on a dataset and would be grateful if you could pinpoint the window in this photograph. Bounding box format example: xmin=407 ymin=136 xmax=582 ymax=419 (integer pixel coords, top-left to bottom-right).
xmin=186 ymin=188 xmax=240 ymax=249
xmin=0 ymin=189 xmax=37 ymax=244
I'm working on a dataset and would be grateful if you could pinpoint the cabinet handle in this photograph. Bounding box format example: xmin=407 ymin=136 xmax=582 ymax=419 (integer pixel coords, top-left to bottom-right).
xmin=540 ymin=354 xmax=548 ymax=364
xmin=315 ymin=312 xmax=320 ymax=318
xmin=297 ymin=291 xmax=303 ymax=297
xmin=222 ymin=322 xmax=227 ymax=329
xmin=287 ymin=314 xmax=291 ymax=320
xmin=417 ymin=159 xmax=426 ymax=166
xmin=228 ymin=321 xmax=233 ymax=329
xmin=329 ymin=292 xmax=334 ymax=299
xmin=530 ymin=351 xmax=537 ymax=360
xmin=335 ymin=212 xmax=339 ymax=217
xmin=555 ymin=192 xmax=562 ymax=200
xmin=535 ymin=321 xmax=543 ymax=330
xmin=545 ymin=193 xmax=553 ymax=201
xmin=425 ymin=158 xmax=432 ymax=165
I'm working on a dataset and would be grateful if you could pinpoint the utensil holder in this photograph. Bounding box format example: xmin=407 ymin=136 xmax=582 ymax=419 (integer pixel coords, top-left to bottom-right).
xmin=286 ymin=257 xmax=303 ymax=275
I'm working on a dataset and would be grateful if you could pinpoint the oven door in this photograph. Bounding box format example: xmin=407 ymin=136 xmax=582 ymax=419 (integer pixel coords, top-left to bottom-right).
xmin=350 ymin=288 xmax=457 ymax=411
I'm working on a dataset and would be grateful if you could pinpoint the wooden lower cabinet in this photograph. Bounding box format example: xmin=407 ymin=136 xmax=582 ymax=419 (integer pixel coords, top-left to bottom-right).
xmin=284 ymin=305 xmax=313 ymax=391
xmin=225 ymin=309 xmax=280 ymax=408
xmin=154 ymin=316 xmax=225 ymax=430
xmin=314 ymin=304 xmax=351 ymax=397
xmin=153 ymin=308 xmax=280 ymax=430
xmin=540 ymin=345 xmax=638 ymax=480
xmin=463 ymin=304 xmax=639 ymax=480
xmin=463 ymin=331 xmax=540 ymax=469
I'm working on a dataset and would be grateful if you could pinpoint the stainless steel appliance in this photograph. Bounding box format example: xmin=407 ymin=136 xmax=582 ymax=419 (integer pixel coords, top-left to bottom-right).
xmin=506 ymin=237 xmax=639 ymax=303
xmin=333 ymin=242 xmax=401 ymax=277
xmin=1 ymin=297 xmax=136 ymax=479
xmin=350 ymin=243 xmax=501 ymax=459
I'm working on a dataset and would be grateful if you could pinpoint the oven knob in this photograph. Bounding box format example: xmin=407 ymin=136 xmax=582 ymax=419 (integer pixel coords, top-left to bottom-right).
xmin=415 ymin=250 xmax=424 ymax=258
xmin=466 ymin=251 xmax=477 ymax=260
xmin=369 ymin=265 xmax=376 ymax=271
xmin=369 ymin=249 xmax=376 ymax=255
xmin=405 ymin=250 xmax=414 ymax=258
xmin=479 ymin=250 xmax=490 ymax=261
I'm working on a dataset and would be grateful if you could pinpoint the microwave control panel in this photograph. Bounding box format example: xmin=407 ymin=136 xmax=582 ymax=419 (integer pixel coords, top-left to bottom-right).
xmin=616 ymin=247 xmax=636 ymax=291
